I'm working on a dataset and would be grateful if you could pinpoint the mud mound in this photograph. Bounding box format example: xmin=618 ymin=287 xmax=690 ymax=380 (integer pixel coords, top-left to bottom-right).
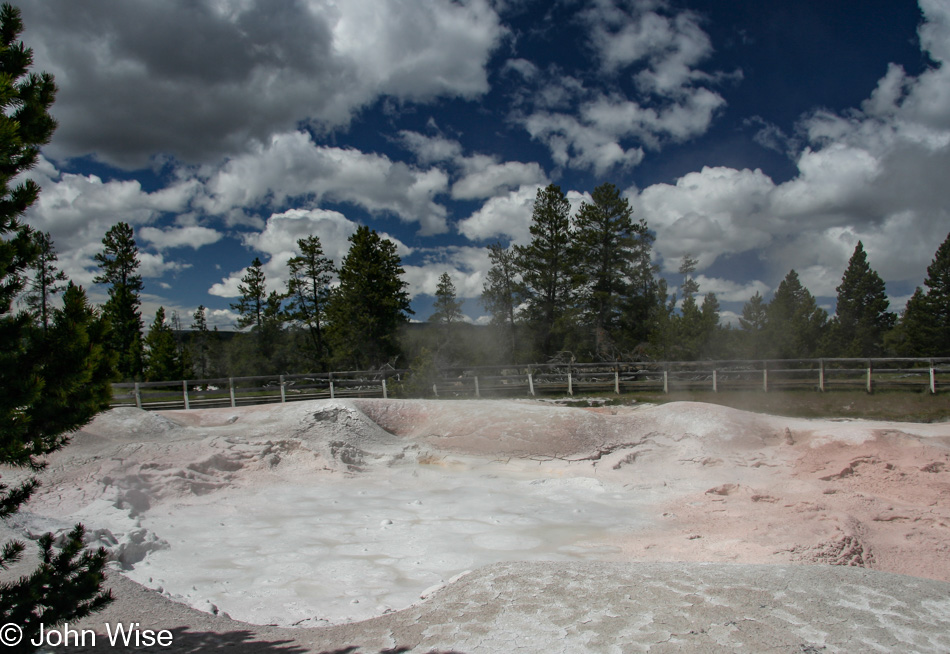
xmin=353 ymin=399 xmax=782 ymax=459
xmin=72 ymin=407 xmax=184 ymax=443
xmin=354 ymin=398 xmax=630 ymax=457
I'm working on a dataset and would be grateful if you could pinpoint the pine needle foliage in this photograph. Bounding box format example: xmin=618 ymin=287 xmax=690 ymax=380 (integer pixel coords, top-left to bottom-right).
xmin=0 ymin=5 xmax=114 ymax=647
xmin=327 ymin=226 xmax=412 ymax=369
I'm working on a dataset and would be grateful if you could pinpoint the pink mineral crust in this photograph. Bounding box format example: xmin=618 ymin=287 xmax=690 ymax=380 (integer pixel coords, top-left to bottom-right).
xmin=605 ymin=416 xmax=950 ymax=583
xmin=357 ymin=399 xmax=950 ymax=583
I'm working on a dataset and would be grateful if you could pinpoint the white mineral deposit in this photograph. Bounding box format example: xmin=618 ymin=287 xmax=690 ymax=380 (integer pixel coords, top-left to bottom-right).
xmin=6 ymin=398 xmax=950 ymax=652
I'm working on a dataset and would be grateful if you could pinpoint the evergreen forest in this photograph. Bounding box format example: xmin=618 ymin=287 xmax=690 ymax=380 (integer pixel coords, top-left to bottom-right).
xmin=45 ymin=183 xmax=950 ymax=382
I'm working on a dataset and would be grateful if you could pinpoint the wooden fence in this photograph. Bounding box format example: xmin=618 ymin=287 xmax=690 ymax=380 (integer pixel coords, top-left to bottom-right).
xmin=110 ymin=357 xmax=950 ymax=411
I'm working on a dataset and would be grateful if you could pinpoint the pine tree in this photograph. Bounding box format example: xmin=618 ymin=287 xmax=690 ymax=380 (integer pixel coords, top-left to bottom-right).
xmin=430 ymin=272 xmax=463 ymax=325
xmin=668 ymin=286 xmax=720 ymax=360
xmin=678 ymin=254 xmax=700 ymax=301
xmin=260 ymin=289 xmax=287 ymax=363
xmin=94 ymin=222 xmax=144 ymax=379
xmin=143 ymin=307 xmax=180 ymax=382
xmin=514 ymin=184 xmax=574 ymax=358
xmin=231 ymin=257 xmax=287 ymax=373
xmin=572 ymin=182 xmax=654 ymax=358
xmin=644 ymin=278 xmax=676 ymax=360
xmin=702 ymin=292 xmax=725 ymax=356
xmin=231 ymin=257 xmax=267 ymax=330
xmin=0 ymin=4 xmax=113 ymax=642
xmin=481 ymin=242 xmax=523 ymax=362
xmin=230 ymin=257 xmax=288 ymax=368
xmin=23 ymin=230 xmax=66 ymax=331
xmin=826 ymin=242 xmax=895 ymax=357
xmin=430 ymin=272 xmax=464 ymax=363
xmin=619 ymin=258 xmax=664 ymax=356
xmin=898 ymin=232 xmax=950 ymax=356
xmin=648 ymin=254 xmax=704 ymax=360
xmin=326 ymin=226 xmax=412 ymax=369
xmin=765 ymin=270 xmax=828 ymax=359
xmin=286 ymin=235 xmax=335 ymax=369
xmin=168 ymin=309 xmax=191 ymax=379
xmin=738 ymin=291 xmax=768 ymax=358
xmin=188 ymin=304 xmax=213 ymax=379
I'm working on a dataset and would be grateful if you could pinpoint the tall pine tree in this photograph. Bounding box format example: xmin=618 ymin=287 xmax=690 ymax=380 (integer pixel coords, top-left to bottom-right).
xmin=738 ymin=291 xmax=768 ymax=359
xmin=94 ymin=221 xmax=144 ymax=380
xmin=430 ymin=272 xmax=463 ymax=325
xmin=897 ymin=232 xmax=950 ymax=356
xmin=765 ymin=270 xmax=828 ymax=359
xmin=481 ymin=242 xmax=523 ymax=362
xmin=0 ymin=4 xmax=114 ymax=643
xmin=572 ymin=182 xmax=654 ymax=358
xmin=188 ymin=304 xmax=214 ymax=379
xmin=143 ymin=307 xmax=180 ymax=382
xmin=231 ymin=257 xmax=267 ymax=330
xmin=515 ymin=184 xmax=574 ymax=358
xmin=286 ymin=235 xmax=335 ymax=369
xmin=22 ymin=230 xmax=66 ymax=331
xmin=230 ymin=257 xmax=287 ymax=368
xmin=826 ymin=242 xmax=895 ymax=357
xmin=430 ymin=272 xmax=464 ymax=363
xmin=327 ymin=226 xmax=412 ymax=369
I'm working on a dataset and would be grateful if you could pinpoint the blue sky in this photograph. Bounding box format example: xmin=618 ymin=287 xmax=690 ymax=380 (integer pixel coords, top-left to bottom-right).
xmin=17 ymin=0 xmax=949 ymax=328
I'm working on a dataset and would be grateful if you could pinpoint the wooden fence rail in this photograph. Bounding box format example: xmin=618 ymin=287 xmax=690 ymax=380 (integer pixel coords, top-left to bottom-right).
xmin=110 ymin=357 xmax=950 ymax=411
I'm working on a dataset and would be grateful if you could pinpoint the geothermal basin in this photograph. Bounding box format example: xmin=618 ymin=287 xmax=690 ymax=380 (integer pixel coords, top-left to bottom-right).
xmin=8 ymin=398 xmax=950 ymax=651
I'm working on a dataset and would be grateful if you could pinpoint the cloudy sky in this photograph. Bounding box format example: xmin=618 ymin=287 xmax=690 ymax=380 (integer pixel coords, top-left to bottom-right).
xmin=18 ymin=0 xmax=949 ymax=328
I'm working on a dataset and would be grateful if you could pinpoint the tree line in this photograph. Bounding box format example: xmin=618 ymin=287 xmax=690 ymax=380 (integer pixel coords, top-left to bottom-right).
xmin=480 ymin=184 xmax=950 ymax=365
xmin=76 ymin=222 xmax=414 ymax=381
xmin=36 ymin=182 xmax=945 ymax=384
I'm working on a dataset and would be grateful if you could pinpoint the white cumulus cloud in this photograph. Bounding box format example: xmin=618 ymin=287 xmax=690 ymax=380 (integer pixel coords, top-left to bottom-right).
xmin=196 ymin=131 xmax=450 ymax=235
xmin=140 ymin=225 xmax=223 ymax=250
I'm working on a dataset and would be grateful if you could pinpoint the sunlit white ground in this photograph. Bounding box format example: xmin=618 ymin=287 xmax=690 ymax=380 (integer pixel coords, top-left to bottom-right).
xmin=125 ymin=462 xmax=644 ymax=625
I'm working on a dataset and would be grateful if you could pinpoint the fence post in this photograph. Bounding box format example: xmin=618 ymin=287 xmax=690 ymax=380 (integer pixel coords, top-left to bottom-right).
xmin=866 ymin=360 xmax=873 ymax=394
xmin=183 ymin=380 xmax=190 ymax=410
xmin=432 ymin=383 xmax=438 ymax=398
xmin=329 ymin=372 xmax=335 ymax=399
xmin=134 ymin=382 xmax=142 ymax=409
xmin=279 ymin=375 xmax=286 ymax=403
xmin=614 ymin=367 xmax=620 ymax=395
xmin=819 ymin=359 xmax=825 ymax=392
xmin=763 ymin=364 xmax=768 ymax=393
xmin=930 ymin=359 xmax=937 ymax=395
xmin=229 ymin=378 xmax=236 ymax=407
xmin=527 ymin=372 xmax=535 ymax=396
xmin=382 ymin=377 xmax=388 ymax=399
xmin=712 ymin=369 xmax=718 ymax=393
xmin=474 ymin=376 xmax=480 ymax=398
xmin=663 ymin=368 xmax=669 ymax=394
xmin=567 ymin=370 xmax=574 ymax=396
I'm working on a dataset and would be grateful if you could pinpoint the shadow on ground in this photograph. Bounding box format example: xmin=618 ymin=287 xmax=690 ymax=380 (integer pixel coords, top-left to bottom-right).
xmin=49 ymin=626 xmax=467 ymax=653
